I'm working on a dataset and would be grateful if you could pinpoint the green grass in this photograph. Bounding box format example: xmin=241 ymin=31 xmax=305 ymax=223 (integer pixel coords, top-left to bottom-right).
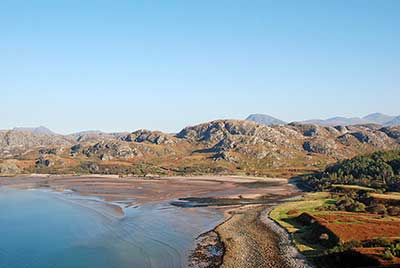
xmin=270 ymin=192 xmax=334 ymax=255
xmin=270 ymin=192 xmax=331 ymax=226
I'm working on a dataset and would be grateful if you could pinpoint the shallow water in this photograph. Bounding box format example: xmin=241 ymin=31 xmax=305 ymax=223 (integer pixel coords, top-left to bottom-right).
xmin=0 ymin=188 xmax=223 ymax=268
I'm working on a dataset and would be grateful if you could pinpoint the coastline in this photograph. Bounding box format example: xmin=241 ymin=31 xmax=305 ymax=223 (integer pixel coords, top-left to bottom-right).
xmin=0 ymin=174 xmax=302 ymax=268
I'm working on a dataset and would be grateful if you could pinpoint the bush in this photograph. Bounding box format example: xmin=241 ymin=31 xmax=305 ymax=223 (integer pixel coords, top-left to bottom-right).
xmin=368 ymin=203 xmax=387 ymax=215
xmin=382 ymin=248 xmax=394 ymax=261
xmin=363 ymin=237 xmax=391 ymax=248
xmin=388 ymin=206 xmax=400 ymax=216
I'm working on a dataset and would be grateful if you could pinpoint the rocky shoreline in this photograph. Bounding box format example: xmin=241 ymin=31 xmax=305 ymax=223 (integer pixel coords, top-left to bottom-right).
xmin=190 ymin=204 xmax=314 ymax=268
xmin=261 ymin=207 xmax=315 ymax=268
xmin=189 ymin=230 xmax=225 ymax=268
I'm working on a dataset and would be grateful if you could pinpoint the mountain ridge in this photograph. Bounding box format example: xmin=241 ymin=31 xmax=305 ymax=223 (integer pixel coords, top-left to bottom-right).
xmin=246 ymin=113 xmax=400 ymax=127
xmin=1 ymin=119 xmax=400 ymax=176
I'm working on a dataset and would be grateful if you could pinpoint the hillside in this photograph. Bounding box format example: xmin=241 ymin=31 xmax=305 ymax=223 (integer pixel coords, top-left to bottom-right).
xmin=1 ymin=120 xmax=400 ymax=176
xmin=303 ymin=150 xmax=400 ymax=192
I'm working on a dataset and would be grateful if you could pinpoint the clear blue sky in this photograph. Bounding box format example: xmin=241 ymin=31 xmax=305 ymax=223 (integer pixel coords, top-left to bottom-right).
xmin=1 ymin=1 xmax=399 ymax=133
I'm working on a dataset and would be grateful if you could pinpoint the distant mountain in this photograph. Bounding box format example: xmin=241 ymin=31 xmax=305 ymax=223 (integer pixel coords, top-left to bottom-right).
xmin=246 ymin=114 xmax=286 ymax=125
xmin=363 ymin=113 xmax=396 ymax=125
xmin=301 ymin=117 xmax=370 ymax=126
xmin=385 ymin=116 xmax=400 ymax=126
xmin=12 ymin=126 xmax=55 ymax=135
xmin=300 ymin=113 xmax=399 ymax=126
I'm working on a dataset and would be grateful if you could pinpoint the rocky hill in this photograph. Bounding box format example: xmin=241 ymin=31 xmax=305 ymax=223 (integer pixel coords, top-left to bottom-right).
xmin=1 ymin=120 xmax=400 ymax=176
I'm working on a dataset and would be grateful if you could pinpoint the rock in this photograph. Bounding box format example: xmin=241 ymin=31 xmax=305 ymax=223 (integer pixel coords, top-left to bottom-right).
xmin=100 ymin=154 xmax=113 ymax=161
xmin=319 ymin=233 xmax=330 ymax=241
xmin=212 ymin=152 xmax=237 ymax=162
xmin=303 ymin=139 xmax=337 ymax=155
xmin=39 ymin=148 xmax=58 ymax=155
xmin=380 ymin=126 xmax=400 ymax=140
xmin=337 ymin=133 xmax=360 ymax=146
xmin=70 ymin=144 xmax=82 ymax=156
xmin=351 ymin=132 xmax=370 ymax=143
xmin=35 ymin=157 xmax=54 ymax=167
xmin=125 ymin=130 xmax=176 ymax=145
xmin=83 ymin=141 xmax=141 ymax=160
xmin=88 ymin=163 xmax=99 ymax=173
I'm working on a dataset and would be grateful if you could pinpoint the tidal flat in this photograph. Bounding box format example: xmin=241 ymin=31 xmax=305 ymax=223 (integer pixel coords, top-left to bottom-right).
xmin=0 ymin=175 xmax=302 ymax=268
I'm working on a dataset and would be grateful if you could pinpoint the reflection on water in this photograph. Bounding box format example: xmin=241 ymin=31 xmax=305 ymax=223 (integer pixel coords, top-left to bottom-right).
xmin=0 ymin=188 xmax=223 ymax=268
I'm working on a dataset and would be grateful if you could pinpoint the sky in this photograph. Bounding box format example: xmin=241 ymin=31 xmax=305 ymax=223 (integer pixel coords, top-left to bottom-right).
xmin=1 ymin=0 xmax=399 ymax=134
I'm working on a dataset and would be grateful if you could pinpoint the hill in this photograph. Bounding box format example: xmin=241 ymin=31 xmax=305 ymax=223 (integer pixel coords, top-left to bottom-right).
xmin=385 ymin=116 xmax=400 ymax=127
xmin=12 ymin=126 xmax=56 ymax=135
xmin=299 ymin=113 xmax=399 ymax=126
xmin=363 ymin=113 xmax=396 ymax=125
xmin=303 ymin=150 xmax=400 ymax=192
xmin=0 ymin=120 xmax=400 ymax=176
xmin=301 ymin=117 xmax=370 ymax=126
xmin=245 ymin=114 xmax=286 ymax=125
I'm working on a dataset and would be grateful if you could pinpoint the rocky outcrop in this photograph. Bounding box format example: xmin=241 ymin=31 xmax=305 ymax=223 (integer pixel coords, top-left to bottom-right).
xmin=35 ymin=157 xmax=54 ymax=168
xmin=125 ymin=130 xmax=176 ymax=145
xmin=380 ymin=126 xmax=400 ymax=141
xmin=303 ymin=138 xmax=337 ymax=155
xmin=83 ymin=141 xmax=142 ymax=160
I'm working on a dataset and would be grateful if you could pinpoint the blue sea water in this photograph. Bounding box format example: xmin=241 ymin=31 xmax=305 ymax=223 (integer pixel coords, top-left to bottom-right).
xmin=0 ymin=188 xmax=222 ymax=268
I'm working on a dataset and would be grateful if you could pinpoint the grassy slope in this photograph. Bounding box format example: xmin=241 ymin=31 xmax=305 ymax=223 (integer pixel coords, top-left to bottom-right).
xmin=270 ymin=192 xmax=334 ymax=254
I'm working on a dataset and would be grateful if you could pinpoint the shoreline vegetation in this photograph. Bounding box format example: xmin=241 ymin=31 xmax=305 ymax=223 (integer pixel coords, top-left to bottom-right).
xmin=268 ymin=151 xmax=400 ymax=267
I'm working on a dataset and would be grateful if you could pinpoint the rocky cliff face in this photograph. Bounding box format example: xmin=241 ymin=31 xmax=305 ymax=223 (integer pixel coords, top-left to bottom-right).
xmin=1 ymin=120 xmax=399 ymax=175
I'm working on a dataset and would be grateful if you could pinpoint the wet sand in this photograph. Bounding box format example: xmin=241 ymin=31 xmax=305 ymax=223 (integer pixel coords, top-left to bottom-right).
xmin=0 ymin=175 xmax=298 ymax=205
